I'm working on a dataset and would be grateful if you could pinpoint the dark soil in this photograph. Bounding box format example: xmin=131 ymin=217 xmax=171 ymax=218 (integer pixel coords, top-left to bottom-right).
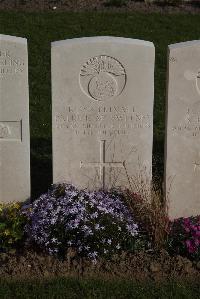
xmin=1 ymin=248 xmax=200 ymax=282
xmin=0 ymin=0 xmax=199 ymax=13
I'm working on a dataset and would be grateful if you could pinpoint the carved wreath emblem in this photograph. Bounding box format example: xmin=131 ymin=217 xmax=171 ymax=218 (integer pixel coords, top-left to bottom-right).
xmin=0 ymin=124 xmax=10 ymax=139
xmin=79 ymin=55 xmax=126 ymax=101
xmin=184 ymin=69 xmax=200 ymax=97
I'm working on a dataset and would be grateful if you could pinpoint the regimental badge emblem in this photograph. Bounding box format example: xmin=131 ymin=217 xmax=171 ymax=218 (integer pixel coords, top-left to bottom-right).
xmin=79 ymin=55 xmax=126 ymax=101
xmin=184 ymin=69 xmax=200 ymax=97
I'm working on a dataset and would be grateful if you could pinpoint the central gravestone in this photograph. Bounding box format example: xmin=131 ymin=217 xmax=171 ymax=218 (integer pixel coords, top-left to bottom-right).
xmin=52 ymin=37 xmax=154 ymax=190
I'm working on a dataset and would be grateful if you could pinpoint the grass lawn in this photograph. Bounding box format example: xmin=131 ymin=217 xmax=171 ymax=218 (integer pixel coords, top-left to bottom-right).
xmin=0 ymin=11 xmax=199 ymax=196
xmin=0 ymin=277 xmax=200 ymax=299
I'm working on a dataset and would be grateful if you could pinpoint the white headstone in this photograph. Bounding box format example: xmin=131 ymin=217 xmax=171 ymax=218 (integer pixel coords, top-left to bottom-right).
xmin=165 ymin=40 xmax=200 ymax=219
xmin=52 ymin=36 xmax=154 ymax=190
xmin=0 ymin=35 xmax=30 ymax=203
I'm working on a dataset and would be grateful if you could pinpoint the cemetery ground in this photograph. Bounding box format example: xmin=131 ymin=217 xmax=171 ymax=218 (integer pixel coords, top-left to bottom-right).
xmin=0 ymin=10 xmax=200 ymax=298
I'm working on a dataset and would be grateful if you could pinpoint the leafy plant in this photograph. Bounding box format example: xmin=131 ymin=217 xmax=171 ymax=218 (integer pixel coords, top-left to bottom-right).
xmin=0 ymin=202 xmax=27 ymax=251
xmin=23 ymin=184 xmax=147 ymax=262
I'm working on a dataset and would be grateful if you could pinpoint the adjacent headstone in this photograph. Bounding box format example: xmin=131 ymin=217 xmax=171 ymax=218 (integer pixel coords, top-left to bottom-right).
xmin=165 ymin=40 xmax=200 ymax=219
xmin=52 ymin=36 xmax=154 ymax=190
xmin=0 ymin=35 xmax=30 ymax=203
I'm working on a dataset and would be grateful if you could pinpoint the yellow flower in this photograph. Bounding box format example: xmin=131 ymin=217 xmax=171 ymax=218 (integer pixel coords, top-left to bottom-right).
xmin=13 ymin=203 xmax=20 ymax=210
xmin=4 ymin=229 xmax=10 ymax=236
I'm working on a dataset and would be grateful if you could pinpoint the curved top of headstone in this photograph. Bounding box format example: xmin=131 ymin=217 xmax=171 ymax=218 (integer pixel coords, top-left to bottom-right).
xmin=169 ymin=40 xmax=200 ymax=50
xmin=52 ymin=36 xmax=154 ymax=48
xmin=0 ymin=34 xmax=27 ymax=44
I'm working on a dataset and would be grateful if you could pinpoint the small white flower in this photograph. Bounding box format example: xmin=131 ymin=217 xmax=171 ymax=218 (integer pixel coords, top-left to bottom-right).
xmin=116 ymin=244 xmax=120 ymax=250
xmin=51 ymin=218 xmax=56 ymax=225
xmin=130 ymin=231 xmax=138 ymax=237
xmin=91 ymin=212 xmax=98 ymax=219
xmin=95 ymin=224 xmax=100 ymax=230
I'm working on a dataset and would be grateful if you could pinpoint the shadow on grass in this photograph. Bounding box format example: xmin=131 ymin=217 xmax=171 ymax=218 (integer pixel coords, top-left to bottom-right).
xmin=31 ymin=137 xmax=52 ymax=200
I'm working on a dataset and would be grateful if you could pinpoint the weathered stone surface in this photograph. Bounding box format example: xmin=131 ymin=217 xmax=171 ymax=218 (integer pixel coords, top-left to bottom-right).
xmin=52 ymin=36 xmax=154 ymax=190
xmin=165 ymin=40 xmax=200 ymax=219
xmin=0 ymin=35 xmax=30 ymax=202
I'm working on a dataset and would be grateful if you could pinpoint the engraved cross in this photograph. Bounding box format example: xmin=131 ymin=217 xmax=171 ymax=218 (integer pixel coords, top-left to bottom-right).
xmin=80 ymin=140 xmax=125 ymax=189
xmin=193 ymin=152 xmax=200 ymax=171
xmin=194 ymin=161 xmax=200 ymax=171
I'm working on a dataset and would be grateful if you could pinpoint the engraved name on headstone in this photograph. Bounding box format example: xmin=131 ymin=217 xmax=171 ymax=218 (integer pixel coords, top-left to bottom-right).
xmin=165 ymin=40 xmax=200 ymax=219
xmin=0 ymin=35 xmax=30 ymax=202
xmin=52 ymin=36 xmax=154 ymax=190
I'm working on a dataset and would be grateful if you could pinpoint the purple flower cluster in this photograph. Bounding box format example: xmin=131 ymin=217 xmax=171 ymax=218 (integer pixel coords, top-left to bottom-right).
xmin=182 ymin=217 xmax=200 ymax=254
xmin=168 ymin=215 xmax=200 ymax=259
xmin=23 ymin=184 xmax=140 ymax=262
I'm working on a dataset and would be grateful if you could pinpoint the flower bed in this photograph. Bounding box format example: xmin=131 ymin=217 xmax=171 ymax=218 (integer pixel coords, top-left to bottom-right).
xmin=23 ymin=184 xmax=146 ymax=262
xmin=0 ymin=183 xmax=200 ymax=280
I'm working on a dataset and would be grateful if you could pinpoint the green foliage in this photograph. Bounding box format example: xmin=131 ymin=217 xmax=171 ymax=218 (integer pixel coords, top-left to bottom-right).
xmin=0 ymin=203 xmax=27 ymax=251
